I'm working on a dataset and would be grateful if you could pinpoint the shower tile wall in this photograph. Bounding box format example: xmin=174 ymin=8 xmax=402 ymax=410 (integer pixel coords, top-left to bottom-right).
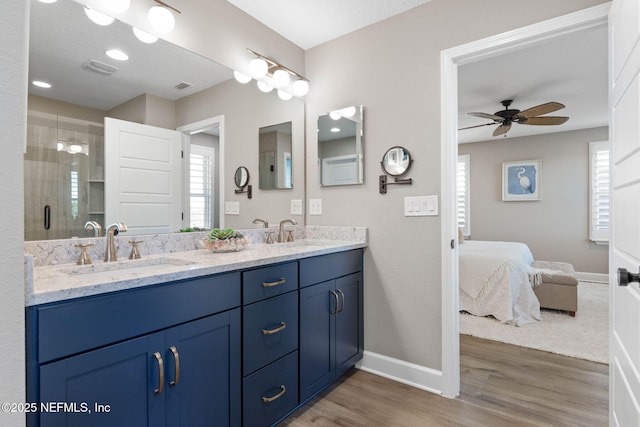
xmin=25 ymin=111 xmax=104 ymax=241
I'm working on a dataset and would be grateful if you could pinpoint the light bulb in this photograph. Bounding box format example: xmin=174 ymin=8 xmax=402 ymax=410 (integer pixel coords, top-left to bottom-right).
xmin=32 ymin=80 xmax=52 ymax=88
xmin=133 ymin=27 xmax=158 ymax=44
xmin=272 ymin=69 xmax=290 ymax=89
xmin=257 ymin=80 xmax=273 ymax=93
xmin=69 ymin=144 xmax=83 ymax=154
xmin=341 ymin=106 xmax=357 ymax=118
xmin=329 ymin=111 xmax=341 ymax=120
xmin=292 ymin=79 xmax=309 ymax=97
xmin=233 ymin=70 xmax=251 ymax=84
xmin=84 ymin=6 xmax=114 ymax=26
xmin=106 ymin=0 xmax=130 ymax=13
xmin=277 ymin=90 xmax=293 ymax=101
xmin=249 ymin=58 xmax=268 ymax=78
xmin=148 ymin=5 xmax=175 ymax=34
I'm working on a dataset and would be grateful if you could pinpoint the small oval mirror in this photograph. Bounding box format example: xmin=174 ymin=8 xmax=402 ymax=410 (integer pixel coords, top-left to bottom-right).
xmin=381 ymin=146 xmax=412 ymax=177
xmin=234 ymin=166 xmax=249 ymax=188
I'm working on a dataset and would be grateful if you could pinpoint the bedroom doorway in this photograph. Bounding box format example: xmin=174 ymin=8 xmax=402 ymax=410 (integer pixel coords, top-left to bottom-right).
xmin=439 ymin=4 xmax=610 ymax=398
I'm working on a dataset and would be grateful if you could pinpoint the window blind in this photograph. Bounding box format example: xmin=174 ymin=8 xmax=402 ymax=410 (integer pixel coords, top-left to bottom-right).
xmin=189 ymin=151 xmax=213 ymax=229
xmin=457 ymin=155 xmax=470 ymax=237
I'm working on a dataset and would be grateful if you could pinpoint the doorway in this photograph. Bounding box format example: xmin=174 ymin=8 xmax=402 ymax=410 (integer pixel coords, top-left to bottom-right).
xmin=439 ymin=4 xmax=610 ymax=398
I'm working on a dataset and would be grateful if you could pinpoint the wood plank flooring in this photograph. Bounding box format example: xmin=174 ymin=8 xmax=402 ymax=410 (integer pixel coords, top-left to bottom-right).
xmin=280 ymin=336 xmax=608 ymax=426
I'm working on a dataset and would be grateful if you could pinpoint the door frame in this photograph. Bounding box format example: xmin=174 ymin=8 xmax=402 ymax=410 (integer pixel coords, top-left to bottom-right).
xmin=439 ymin=4 xmax=610 ymax=398
xmin=177 ymin=115 xmax=225 ymax=229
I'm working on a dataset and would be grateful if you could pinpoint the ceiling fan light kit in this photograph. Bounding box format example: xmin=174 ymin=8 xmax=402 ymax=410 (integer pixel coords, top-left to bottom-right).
xmin=460 ymin=99 xmax=569 ymax=137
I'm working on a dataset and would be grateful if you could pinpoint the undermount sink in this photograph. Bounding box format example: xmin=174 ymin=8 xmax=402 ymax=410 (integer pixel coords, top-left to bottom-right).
xmin=60 ymin=257 xmax=195 ymax=277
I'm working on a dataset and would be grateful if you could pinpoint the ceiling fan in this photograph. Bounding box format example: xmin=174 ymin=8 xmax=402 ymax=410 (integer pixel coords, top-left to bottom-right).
xmin=459 ymin=99 xmax=569 ymax=137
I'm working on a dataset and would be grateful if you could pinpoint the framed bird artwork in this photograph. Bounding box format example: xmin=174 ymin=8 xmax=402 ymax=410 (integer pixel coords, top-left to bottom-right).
xmin=502 ymin=160 xmax=541 ymax=201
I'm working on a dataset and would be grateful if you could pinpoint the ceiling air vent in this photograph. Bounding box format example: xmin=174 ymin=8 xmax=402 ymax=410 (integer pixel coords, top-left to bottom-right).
xmin=82 ymin=60 xmax=118 ymax=75
xmin=174 ymin=81 xmax=193 ymax=90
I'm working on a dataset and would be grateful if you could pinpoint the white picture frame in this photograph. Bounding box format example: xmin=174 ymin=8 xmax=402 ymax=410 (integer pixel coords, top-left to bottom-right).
xmin=502 ymin=160 xmax=541 ymax=201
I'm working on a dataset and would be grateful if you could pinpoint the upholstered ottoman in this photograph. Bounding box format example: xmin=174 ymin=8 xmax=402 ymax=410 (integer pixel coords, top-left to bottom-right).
xmin=531 ymin=261 xmax=579 ymax=317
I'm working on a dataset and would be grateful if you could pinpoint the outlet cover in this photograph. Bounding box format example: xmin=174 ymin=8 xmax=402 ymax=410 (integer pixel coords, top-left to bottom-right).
xmin=291 ymin=199 xmax=303 ymax=215
xmin=309 ymin=198 xmax=322 ymax=215
xmin=224 ymin=201 xmax=240 ymax=215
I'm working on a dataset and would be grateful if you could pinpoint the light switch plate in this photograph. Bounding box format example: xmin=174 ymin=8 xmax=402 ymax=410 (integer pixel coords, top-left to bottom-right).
xmin=309 ymin=198 xmax=322 ymax=215
xmin=224 ymin=201 xmax=240 ymax=215
xmin=404 ymin=196 xmax=438 ymax=216
xmin=291 ymin=199 xmax=303 ymax=215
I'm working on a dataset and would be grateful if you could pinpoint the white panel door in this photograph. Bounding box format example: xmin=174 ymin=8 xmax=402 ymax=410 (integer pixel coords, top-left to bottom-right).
xmin=105 ymin=118 xmax=182 ymax=235
xmin=609 ymin=0 xmax=640 ymax=425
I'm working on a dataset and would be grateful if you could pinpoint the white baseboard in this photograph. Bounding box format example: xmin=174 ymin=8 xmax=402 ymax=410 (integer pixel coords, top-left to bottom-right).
xmin=356 ymin=350 xmax=443 ymax=395
xmin=576 ymin=271 xmax=608 ymax=283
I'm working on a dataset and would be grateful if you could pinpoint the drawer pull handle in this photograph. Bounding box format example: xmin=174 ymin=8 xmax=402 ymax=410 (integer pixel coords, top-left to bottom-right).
xmin=262 ymin=322 xmax=286 ymax=335
xmin=153 ymin=352 xmax=164 ymax=395
xmin=336 ymin=289 xmax=345 ymax=313
xmin=330 ymin=290 xmax=339 ymax=315
xmin=262 ymin=385 xmax=286 ymax=403
xmin=262 ymin=277 xmax=286 ymax=288
xmin=169 ymin=346 xmax=180 ymax=387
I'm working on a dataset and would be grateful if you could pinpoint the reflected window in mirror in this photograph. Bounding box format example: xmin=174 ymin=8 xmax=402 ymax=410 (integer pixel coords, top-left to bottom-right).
xmin=259 ymin=122 xmax=293 ymax=190
xmin=318 ymin=105 xmax=364 ymax=186
xmin=189 ymin=144 xmax=215 ymax=229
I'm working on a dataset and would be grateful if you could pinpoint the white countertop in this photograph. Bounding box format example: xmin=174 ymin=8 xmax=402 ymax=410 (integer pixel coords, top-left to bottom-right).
xmin=27 ymin=239 xmax=367 ymax=306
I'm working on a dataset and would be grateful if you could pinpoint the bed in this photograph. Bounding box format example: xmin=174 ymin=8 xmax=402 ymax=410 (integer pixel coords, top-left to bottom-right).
xmin=459 ymin=240 xmax=541 ymax=326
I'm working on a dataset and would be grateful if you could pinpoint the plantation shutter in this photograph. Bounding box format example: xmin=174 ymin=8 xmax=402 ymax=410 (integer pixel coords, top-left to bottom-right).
xmin=589 ymin=141 xmax=610 ymax=244
xmin=189 ymin=146 xmax=214 ymax=229
xmin=457 ymin=155 xmax=470 ymax=237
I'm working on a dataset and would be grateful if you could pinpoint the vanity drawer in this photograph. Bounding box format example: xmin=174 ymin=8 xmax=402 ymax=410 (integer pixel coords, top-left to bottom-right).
xmin=242 ymin=351 xmax=299 ymax=427
xmin=242 ymin=261 xmax=298 ymax=304
xmin=243 ymin=291 xmax=298 ymax=375
xmin=300 ymin=249 xmax=363 ymax=288
xmin=35 ymin=272 xmax=241 ymax=363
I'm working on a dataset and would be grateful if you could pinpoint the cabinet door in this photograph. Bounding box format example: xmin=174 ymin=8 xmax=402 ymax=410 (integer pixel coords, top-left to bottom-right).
xmin=299 ymin=280 xmax=336 ymax=401
xmin=165 ymin=309 xmax=241 ymax=427
xmin=39 ymin=333 xmax=165 ymax=427
xmin=335 ymin=272 xmax=364 ymax=377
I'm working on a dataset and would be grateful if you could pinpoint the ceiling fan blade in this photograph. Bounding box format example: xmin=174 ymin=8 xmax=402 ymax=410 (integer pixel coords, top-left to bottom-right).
xmin=468 ymin=112 xmax=504 ymax=122
xmin=519 ymin=116 xmax=569 ymax=126
xmin=516 ymin=102 xmax=565 ymax=119
xmin=458 ymin=122 xmax=497 ymax=131
xmin=493 ymin=123 xmax=511 ymax=137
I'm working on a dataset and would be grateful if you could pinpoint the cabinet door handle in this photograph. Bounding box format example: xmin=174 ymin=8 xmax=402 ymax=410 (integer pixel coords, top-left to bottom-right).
xmin=169 ymin=346 xmax=180 ymax=387
xmin=262 ymin=277 xmax=286 ymax=288
xmin=330 ymin=290 xmax=339 ymax=315
xmin=336 ymin=289 xmax=345 ymax=313
xmin=153 ymin=352 xmax=165 ymax=395
xmin=261 ymin=385 xmax=286 ymax=403
xmin=262 ymin=321 xmax=286 ymax=335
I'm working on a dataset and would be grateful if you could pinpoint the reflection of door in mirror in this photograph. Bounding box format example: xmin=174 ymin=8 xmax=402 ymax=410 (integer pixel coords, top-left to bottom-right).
xmin=24 ymin=111 xmax=104 ymax=241
xmin=318 ymin=105 xmax=364 ymax=186
xmin=259 ymin=122 xmax=293 ymax=190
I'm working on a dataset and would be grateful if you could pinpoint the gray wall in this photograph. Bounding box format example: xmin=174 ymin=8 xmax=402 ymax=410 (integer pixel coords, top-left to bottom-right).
xmin=459 ymin=127 xmax=609 ymax=274
xmin=304 ymin=0 xmax=607 ymax=370
xmin=1 ymin=0 xmax=27 ymax=422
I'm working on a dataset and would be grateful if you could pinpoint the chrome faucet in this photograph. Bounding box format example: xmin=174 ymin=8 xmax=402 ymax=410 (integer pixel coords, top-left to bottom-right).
xmin=105 ymin=222 xmax=128 ymax=262
xmin=278 ymin=219 xmax=297 ymax=243
xmin=84 ymin=220 xmax=102 ymax=237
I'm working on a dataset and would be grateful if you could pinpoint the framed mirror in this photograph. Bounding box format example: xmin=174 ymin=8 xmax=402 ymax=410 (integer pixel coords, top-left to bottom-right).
xmin=381 ymin=146 xmax=412 ymax=177
xmin=318 ymin=105 xmax=364 ymax=186
xmin=258 ymin=122 xmax=293 ymax=190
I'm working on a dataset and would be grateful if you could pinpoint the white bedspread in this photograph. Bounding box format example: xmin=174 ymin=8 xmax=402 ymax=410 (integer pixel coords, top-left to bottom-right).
xmin=459 ymin=240 xmax=541 ymax=326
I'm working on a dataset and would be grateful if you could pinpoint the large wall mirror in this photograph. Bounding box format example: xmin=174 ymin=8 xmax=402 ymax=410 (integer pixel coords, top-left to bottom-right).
xmin=26 ymin=0 xmax=236 ymax=241
xmin=317 ymin=105 xmax=364 ymax=186
xmin=259 ymin=122 xmax=293 ymax=190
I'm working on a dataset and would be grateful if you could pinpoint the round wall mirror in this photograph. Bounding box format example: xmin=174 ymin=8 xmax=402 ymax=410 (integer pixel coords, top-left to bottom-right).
xmin=234 ymin=166 xmax=250 ymax=189
xmin=381 ymin=146 xmax=412 ymax=177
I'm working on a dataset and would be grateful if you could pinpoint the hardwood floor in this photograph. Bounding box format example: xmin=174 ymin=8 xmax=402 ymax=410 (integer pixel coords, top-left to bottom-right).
xmin=281 ymin=336 xmax=608 ymax=426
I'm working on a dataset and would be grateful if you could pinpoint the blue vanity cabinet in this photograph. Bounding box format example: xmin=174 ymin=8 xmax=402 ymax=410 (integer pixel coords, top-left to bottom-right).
xmin=241 ymin=262 xmax=299 ymax=427
xmin=28 ymin=272 xmax=241 ymax=427
xmin=299 ymin=249 xmax=364 ymax=402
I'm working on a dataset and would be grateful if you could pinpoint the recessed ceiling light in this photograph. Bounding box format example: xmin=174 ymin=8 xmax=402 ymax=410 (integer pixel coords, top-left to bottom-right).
xmin=32 ymin=80 xmax=52 ymax=88
xmin=38 ymin=0 xmax=58 ymax=3
xmin=330 ymin=127 xmax=340 ymax=133
xmin=105 ymin=49 xmax=129 ymax=61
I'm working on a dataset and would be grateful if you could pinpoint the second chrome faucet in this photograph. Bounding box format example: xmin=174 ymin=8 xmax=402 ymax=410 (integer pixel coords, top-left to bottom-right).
xmin=278 ymin=219 xmax=297 ymax=243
